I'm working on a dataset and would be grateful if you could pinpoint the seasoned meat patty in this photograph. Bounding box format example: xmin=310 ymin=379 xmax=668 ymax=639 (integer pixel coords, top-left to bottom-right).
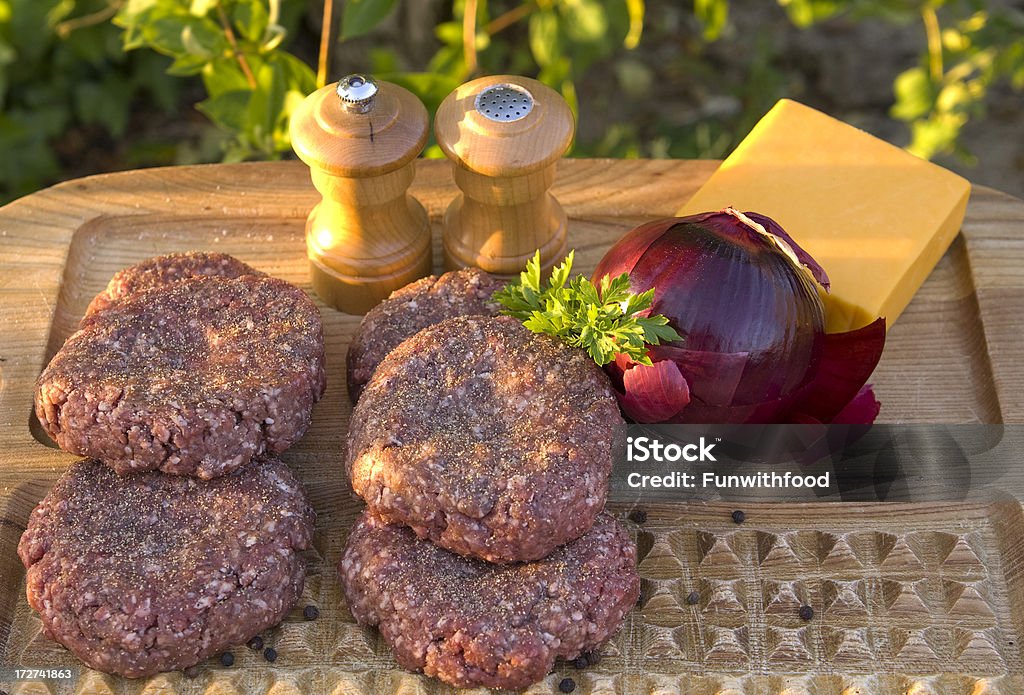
xmin=18 ymin=458 xmax=315 ymax=678
xmin=347 ymin=315 xmax=623 ymax=563
xmin=346 ymin=268 xmax=502 ymax=402
xmin=340 ymin=510 xmax=638 ymax=690
xmin=85 ymin=252 xmax=262 ymax=318
xmin=36 ymin=275 xmax=326 ymax=479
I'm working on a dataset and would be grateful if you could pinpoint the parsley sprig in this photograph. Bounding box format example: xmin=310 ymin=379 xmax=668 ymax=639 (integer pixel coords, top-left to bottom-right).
xmin=492 ymin=250 xmax=682 ymax=366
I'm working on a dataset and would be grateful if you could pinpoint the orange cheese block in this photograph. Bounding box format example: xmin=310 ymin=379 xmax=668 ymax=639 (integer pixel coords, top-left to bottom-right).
xmin=678 ymin=99 xmax=971 ymax=333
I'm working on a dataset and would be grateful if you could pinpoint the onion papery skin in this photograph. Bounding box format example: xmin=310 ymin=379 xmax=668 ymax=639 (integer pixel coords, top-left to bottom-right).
xmin=594 ymin=210 xmax=885 ymax=425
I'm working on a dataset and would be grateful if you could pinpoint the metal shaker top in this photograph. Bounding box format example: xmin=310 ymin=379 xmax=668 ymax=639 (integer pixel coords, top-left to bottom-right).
xmin=434 ymin=75 xmax=575 ymax=178
xmin=337 ymin=74 xmax=379 ymax=113
xmin=290 ymin=73 xmax=428 ymax=178
xmin=474 ymin=84 xmax=534 ymax=123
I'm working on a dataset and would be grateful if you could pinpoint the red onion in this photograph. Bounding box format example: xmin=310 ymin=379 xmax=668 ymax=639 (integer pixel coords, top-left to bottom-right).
xmin=593 ymin=209 xmax=885 ymax=424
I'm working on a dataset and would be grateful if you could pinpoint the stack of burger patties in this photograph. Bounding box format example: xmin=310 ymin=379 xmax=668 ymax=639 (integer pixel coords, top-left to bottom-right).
xmin=340 ymin=267 xmax=640 ymax=691
xmin=19 ymin=253 xmax=323 ymax=678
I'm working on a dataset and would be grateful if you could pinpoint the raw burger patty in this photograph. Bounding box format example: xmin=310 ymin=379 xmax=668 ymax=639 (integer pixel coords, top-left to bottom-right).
xmin=36 ymin=274 xmax=326 ymax=479
xmin=340 ymin=510 xmax=638 ymax=690
xmin=85 ymin=252 xmax=262 ymax=318
xmin=346 ymin=268 xmax=502 ymax=402
xmin=347 ymin=315 xmax=623 ymax=563
xmin=18 ymin=457 xmax=315 ymax=678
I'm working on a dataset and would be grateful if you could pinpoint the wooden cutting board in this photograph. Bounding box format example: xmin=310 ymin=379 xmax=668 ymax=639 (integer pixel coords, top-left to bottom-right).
xmin=1 ymin=159 xmax=1024 ymax=694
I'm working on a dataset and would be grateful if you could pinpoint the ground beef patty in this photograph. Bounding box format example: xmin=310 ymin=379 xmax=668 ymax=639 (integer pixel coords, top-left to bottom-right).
xmin=346 ymin=268 xmax=502 ymax=402
xmin=340 ymin=509 xmax=638 ymax=690
xmin=347 ymin=315 xmax=623 ymax=563
xmin=85 ymin=252 xmax=262 ymax=318
xmin=18 ymin=457 xmax=315 ymax=678
xmin=36 ymin=274 xmax=326 ymax=479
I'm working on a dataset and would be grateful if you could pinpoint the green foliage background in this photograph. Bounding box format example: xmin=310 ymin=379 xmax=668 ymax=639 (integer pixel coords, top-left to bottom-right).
xmin=0 ymin=0 xmax=1021 ymax=202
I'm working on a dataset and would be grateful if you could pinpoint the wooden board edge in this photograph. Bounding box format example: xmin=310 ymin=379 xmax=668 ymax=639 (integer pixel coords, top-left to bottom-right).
xmin=958 ymin=186 xmax=1024 ymax=422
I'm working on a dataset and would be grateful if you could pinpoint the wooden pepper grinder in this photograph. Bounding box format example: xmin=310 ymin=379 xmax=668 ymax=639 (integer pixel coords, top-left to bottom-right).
xmin=434 ymin=75 xmax=575 ymax=276
xmin=290 ymin=74 xmax=432 ymax=313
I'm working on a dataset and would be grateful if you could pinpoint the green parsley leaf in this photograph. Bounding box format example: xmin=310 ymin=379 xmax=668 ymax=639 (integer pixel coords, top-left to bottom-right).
xmin=491 ymin=250 xmax=683 ymax=366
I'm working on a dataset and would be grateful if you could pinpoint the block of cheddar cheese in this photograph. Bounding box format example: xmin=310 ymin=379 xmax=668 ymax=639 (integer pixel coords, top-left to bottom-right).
xmin=678 ymin=99 xmax=971 ymax=333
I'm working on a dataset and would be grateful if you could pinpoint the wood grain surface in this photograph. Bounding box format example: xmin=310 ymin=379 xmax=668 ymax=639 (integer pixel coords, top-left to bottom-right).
xmin=1 ymin=159 xmax=1024 ymax=694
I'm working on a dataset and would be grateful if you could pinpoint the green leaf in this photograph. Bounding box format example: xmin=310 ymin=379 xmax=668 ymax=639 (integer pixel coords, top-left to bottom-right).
xmin=341 ymin=0 xmax=397 ymax=41
xmin=144 ymin=15 xmax=194 ymax=55
xmin=369 ymin=47 xmax=399 ymax=73
xmin=261 ymin=23 xmax=286 ymax=51
xmin=907 ymin=112 xmax=966 ymax=160
xmin=529 ymin=8 xmax=561 ymax=68
xmin=777 ymin=0 xmax=841 ymax=28
xmin=623 ymin=0 xmax=644 ymax=49
xmin=201 ymin=57 xmax=252 ymax=96
xmin=493 ymin=251 xmax=681 ymax=366
xmin=276 ymin=51 xmax=316 ymax=94
xmin=525 ymin=250 xmax=543 ymax=293
xmin=891 ymin=66 xmax=935 ymax=121
xmin=560 ymin=0 xmax=607 ymax=44
xmin=190 ymin=0 xmax=218 ymax=17
xmin=180 ymin=18 xmax=226 ymax=58
xmin=0 ymin=35 xmax=16 ymax=69
xmin=248 ymin=58 xmax=285 ymax=150
xmin=936 ymin=80 xmax=974 ymax=113
xmin=549 ymin=250 xmax=574 ymax=291
xmin=426 ymin=43 xmax=465 ymax=77
xmin=435 ymin=21 xmax=462 ymax=46
xmin=377 ymin=71 xmax=461 ymax=115
xmin=233 ymin=0 xmax=270 ymax=43
xmin=197 ymin=88 xmax=250 ymax=132
xmin=117 ymin=0 xmax=161 ymax=18
xmin=167 ymin=52 xmax=209 ymax=75
xmin=46 ymin=0 xmax=76 ymax=28
xmin=560 ymin=76 xmax=578 ymax=126
xmin=694 ymin=0 xmax=728 ymax=41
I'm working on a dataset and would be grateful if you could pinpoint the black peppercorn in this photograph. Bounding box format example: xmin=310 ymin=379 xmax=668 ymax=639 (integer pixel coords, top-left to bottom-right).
xmin=247 ymin=635 xmax=264 ymax=651
xmin=731 ymin=510 xmax=746 ymax=524
xmin=799 ymin=605 xmax=814 ymax=621
xmin=183 ymin=665 xmax=201 ymax=678
xmin=584 ymin=650 xmax=601 ymax=666
xmin=263 ymin=647 xmax=278 ymax=662
xmin=219 ymin=652 xmax=234 ymax=667
xmin=303 ymin=604 xmax=320 ymax=621
xmin=572 ymin=655 xmax=588 ymax=669
xmin=558 ymin=677 xmax=576 ymax=693
xmin=628 ymin=509 xmax=648 ymax=524
xmin=686 ymin=591 xmax=701 ymax=606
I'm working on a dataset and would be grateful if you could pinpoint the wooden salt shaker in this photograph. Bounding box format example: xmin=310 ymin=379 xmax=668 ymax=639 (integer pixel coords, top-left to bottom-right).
xmin=290 ymin=74 xmax=431 ymax=313
xmin=434 ymin=75 xmax=575 ymax=276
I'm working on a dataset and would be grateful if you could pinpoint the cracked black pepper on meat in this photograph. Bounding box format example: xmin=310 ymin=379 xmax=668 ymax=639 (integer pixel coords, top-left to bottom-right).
xmin=346 ymin=314 xmax=624 ymax=564
xmin=340 ymin=510 xmax=639 ymax=690
xmin=83 ymin=251 xmax=263 ymax=319
xmin=35 ymin=274 xmax=326 ymax=479
xmin=346 ymin=267 xmax=503 ymax=402
xmin=17 ymin=457 xmax=315 ymax=678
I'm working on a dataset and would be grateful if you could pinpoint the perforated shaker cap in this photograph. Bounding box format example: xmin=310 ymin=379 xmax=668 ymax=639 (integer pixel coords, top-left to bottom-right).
xmin=434 ymin=75 xmax=575 ymax=178
xmin=474 ymin=84 xmax=534 ymax=123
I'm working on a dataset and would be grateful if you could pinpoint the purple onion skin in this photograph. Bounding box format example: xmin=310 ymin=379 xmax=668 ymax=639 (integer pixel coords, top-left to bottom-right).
xmin=594 ymin=210 xmax=885 ymax=424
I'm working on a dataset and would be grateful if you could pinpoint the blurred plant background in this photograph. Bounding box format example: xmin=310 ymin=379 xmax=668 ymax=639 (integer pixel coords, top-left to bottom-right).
xmin=1 ymin=0 xmax=1022 ymax=204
